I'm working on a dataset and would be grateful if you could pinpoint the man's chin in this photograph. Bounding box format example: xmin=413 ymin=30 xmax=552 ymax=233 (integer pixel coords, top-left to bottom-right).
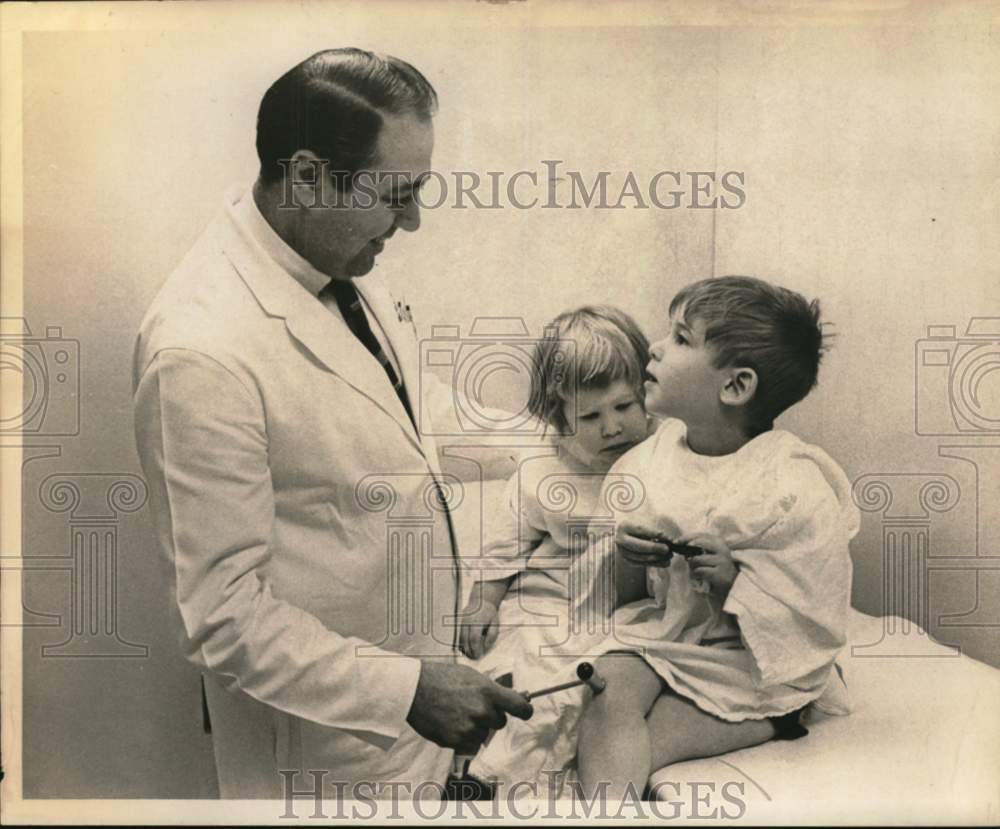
xmin=345 ymin=251 xmax=376 ymax=278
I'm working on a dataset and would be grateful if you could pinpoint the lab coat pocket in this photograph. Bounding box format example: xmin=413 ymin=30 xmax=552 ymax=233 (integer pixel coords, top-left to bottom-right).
xmin=320 ymin=504 xmax=389 ymax=594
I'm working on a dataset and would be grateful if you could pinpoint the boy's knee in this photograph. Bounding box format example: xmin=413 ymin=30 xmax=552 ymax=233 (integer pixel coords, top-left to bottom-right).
xmin=582 ymin=661 xmax=635 ymax=720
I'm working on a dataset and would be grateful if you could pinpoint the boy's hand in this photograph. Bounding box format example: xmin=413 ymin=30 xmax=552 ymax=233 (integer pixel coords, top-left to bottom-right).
xmin=615 ymin=522 xmax=675 ymax=568
xmin=459 ymin=600 xmax=501 ymax=660
xmin=683 ymin=533 xmax=738 ymax=598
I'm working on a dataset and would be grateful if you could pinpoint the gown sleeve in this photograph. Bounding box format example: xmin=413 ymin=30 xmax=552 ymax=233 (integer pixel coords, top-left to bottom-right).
xmin=723 ymin=454 xmax=858 ymax=689
xmin=467 ymin=472 xmax=548 ymax=585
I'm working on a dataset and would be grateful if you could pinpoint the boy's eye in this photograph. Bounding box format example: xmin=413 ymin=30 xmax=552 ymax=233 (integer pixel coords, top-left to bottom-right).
xmin=579 ymin=413 xmax=599 ymax=421
xmin=674 ymin=332 xmax=688 ymax=346
xmin=615 ymin=402 xmax=634 ymax=411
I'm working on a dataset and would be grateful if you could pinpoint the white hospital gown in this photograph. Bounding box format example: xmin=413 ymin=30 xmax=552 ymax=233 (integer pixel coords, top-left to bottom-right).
xmin=473 ymin=418 xmax=859 ymax=794
xmin=459 ymin=441 xmax=629 ymax=788
xmin=577 ymin=417 xmax=861 ymax=723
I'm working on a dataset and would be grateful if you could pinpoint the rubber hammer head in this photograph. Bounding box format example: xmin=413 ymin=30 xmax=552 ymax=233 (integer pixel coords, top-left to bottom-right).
xmin=576 ymin=661 xmax=607 ymax=696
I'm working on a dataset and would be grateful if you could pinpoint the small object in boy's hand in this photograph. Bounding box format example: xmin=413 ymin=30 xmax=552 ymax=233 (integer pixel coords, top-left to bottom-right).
xmin=624 ymin=529 xmax=706 ymax=559
xmin=669 ymin=541 xmax=706 ymax=559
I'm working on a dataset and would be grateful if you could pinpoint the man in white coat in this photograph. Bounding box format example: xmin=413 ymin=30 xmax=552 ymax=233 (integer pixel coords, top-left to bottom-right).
xmin=133 ymin=48 xmax=532 ymax=800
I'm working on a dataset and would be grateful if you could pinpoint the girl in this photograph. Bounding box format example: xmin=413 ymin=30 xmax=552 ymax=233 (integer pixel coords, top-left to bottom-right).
xmin=457 ymin=304 xmax=655 ymax=792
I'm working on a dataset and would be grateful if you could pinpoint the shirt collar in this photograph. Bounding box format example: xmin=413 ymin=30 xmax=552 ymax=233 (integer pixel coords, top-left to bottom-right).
xmin=229 ymin=184 xmax=331 ymax=297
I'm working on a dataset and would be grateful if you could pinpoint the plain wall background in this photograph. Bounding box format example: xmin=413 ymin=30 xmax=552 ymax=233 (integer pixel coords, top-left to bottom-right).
xmin=13 ymin=6 xmax=999 ymax=798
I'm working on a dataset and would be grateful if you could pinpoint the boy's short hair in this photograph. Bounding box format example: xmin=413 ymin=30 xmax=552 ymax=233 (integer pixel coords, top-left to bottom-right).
xmin=528 ymin=305 xmax=650 ymax=434
xmin=669 ymin=276 xmax=825 ymax=433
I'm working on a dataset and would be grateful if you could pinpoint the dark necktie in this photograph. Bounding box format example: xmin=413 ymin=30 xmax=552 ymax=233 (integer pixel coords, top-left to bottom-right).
xmin=321 ymin=278 xmax=416 ymax=428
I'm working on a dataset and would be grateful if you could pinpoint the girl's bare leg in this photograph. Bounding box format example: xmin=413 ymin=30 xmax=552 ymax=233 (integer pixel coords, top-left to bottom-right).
xmin=645 ymin=688 xmax=777 ymax=783
xmin=576 ymin=652 xmax=664 ymax=801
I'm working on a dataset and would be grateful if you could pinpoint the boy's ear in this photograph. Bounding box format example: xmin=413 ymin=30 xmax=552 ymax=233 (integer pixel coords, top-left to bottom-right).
xmin=719 ymin=367 xmax=758 ymax=408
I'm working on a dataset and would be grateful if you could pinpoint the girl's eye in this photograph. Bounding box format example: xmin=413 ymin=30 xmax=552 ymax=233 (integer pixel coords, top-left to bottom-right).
xmin=580 ymin=413 xmax=599 ymax=421
xmin=674 ymin=333 xmax=688 ymax=345
xmin=616 ymin=402 xmax=634 ymax=411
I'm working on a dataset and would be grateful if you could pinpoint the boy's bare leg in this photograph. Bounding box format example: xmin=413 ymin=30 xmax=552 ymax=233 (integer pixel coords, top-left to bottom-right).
xmin=644 ymin=688 xmax=777 ymax=779
xmin=576 ymin=652 xmax=664 ymax=801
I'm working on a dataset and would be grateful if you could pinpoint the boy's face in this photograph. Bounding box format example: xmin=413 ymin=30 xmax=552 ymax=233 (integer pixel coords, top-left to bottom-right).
xmin=559 ymin=379 xmax=648 ymax=469
xmin=644 ymin=308 xmax=729 ymax=423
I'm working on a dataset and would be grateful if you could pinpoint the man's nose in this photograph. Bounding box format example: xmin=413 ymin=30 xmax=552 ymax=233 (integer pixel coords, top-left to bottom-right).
xmin=395 ymin=199 xmax=421 ymax=233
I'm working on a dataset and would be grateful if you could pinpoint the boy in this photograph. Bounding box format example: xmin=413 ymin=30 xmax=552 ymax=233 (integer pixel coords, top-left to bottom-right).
xmin=575 ymin=276 xmax=859 ymax=800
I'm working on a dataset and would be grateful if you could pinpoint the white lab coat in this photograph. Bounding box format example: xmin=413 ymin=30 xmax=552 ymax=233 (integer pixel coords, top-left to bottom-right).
xmin=133 ymin=190 xmax=474 ymax=798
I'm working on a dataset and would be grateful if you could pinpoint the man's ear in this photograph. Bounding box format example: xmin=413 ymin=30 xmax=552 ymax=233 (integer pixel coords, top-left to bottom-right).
xmin=284 ymin=149 xmax=326 ymax=208
xmin=719 ymin=367 xmax=758 ymax=408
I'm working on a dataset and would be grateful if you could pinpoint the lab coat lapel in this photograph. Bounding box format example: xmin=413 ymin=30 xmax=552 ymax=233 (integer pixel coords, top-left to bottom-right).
xmin=217 ymin=208 xmax=424 ymax=454
xmin=353 ymin=274 xmax=445 ymax=471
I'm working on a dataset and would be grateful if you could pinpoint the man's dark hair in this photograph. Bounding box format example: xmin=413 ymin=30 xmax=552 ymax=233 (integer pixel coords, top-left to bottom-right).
xmin=256 ymin=48 xmax=438 ymax=188
xmin=669 ymin=275 xmax=826 ymax=434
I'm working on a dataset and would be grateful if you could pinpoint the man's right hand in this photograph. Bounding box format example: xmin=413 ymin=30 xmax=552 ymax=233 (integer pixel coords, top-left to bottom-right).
xmin=406 ymin=661 xmax=533 ymax=754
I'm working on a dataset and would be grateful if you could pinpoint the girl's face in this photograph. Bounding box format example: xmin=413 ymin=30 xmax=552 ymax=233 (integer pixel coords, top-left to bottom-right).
xmin=559 ymin=379 xmax=649 ymax=469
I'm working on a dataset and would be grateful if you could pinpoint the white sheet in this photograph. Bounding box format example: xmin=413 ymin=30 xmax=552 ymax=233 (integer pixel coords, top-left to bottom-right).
xmin=647 ymin=608 xmax=1000 ymax=824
